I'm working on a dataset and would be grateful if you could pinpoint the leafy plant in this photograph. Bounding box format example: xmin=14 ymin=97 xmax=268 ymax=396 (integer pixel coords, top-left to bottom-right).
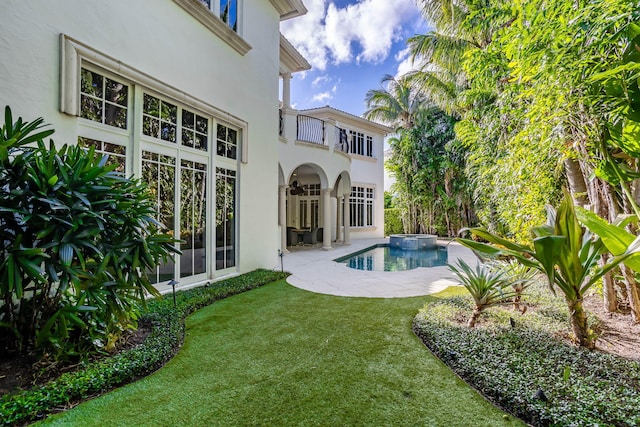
xmin=496 ymin=259 xmax=537 ymax=312
xmin=0 ymin=106 xmax=178 ymax=358
xmin=448 ymin=260 xmax=515 ymax=327
xmin=458 ymin=192 xmax=639 ymax=347
xmin=0 ymin=269 xmax=289 ymax=426
xmin=413 ymin=286 xmax=640 ymax=426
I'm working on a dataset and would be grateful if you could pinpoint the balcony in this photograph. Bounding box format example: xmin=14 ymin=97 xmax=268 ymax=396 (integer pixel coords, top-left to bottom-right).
xmin=296 ymin=115 xmax=325 ymax=145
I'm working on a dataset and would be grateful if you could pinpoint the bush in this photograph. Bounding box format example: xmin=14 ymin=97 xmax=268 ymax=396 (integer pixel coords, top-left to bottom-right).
xmin=0 ymin=269 xmax=289 ymax=426
xmin=0 ymin=107 xmax=178 ymax=358
xmin=413 ymin=283 xmax=640 ymax=426
xmin=384 ymin=208 xmax=403 ymax=235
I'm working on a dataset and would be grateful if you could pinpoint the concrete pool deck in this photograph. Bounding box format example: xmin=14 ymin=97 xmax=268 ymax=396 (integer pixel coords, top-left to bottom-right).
xmin=281 ymin=238 xmax=479 ymax=298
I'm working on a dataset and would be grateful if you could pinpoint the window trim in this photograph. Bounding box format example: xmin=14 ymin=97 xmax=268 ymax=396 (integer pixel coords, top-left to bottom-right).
xmin=61 ymin=34 xmax=249 ymax=163
xmin=172 ymin=0 xmax=250 ymax=55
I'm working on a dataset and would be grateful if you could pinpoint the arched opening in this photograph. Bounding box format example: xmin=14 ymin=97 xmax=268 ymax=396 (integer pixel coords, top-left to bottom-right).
xmin=282 ymin=163 xmax=331 ymax=249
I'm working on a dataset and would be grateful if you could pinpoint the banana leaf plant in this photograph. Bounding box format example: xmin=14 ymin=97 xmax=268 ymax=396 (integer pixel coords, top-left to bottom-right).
xmin=457 ymin=192 xmax=640 ymax=348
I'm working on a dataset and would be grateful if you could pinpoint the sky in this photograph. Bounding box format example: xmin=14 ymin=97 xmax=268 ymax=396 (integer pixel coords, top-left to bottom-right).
xmin=280 ymin=0 xmax=430 ymax=117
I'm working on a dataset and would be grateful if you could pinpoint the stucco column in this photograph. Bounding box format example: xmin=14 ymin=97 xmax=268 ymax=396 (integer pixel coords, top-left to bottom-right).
xmin=282 ymin=73 xmax=292 ymax=109
xmin=279 ymin=185 xmax=289 ymax=253
xmin=322 ymin=188 xmax=332 ymax=250
xmin=336 ymin=195 xmax=344 ymax=243
xmin=343 ymin=193 xmax=351 ymax=245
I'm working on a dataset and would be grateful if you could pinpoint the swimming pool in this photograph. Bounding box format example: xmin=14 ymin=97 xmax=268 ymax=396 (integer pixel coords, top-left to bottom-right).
xmin=335 ymin=244 xmax=448 ymax=272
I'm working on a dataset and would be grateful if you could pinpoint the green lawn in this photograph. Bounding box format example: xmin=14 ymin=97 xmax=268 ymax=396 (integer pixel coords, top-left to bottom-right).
xmin=43 ymin=280 xmax=522 ymax=426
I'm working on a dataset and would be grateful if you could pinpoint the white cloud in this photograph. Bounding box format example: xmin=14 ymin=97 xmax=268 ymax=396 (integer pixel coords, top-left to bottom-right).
xmin=394 ymin=47 xmax=416 ymax=78
xmin=312 ymin=91 xmax=333 ymax=103
xmin=281 ymin=0 xmax=419 ymax=70
xmin=312 ymin=75 xmax=330 ymax=87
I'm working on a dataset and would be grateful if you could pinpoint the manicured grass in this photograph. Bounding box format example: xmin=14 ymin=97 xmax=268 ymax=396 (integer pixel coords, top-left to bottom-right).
xmin=42 ymin=281 xmax=522 ymax=426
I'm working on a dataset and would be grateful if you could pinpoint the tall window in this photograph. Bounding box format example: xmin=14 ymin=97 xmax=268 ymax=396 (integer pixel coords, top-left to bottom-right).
xmin=180 ymin=160 xmax=207 ymax=278
xmin=350 ymin=186 xmax=374 ymax=228
xmin=348 ymin=131 xmax=373 ymax=157
xmin=77 ymin=62 xmax=240 ymax=283
xmin=216 ymin=168 xmax=236 ymax=270
xmin=142 ymin=151 xmax=177 ymax=284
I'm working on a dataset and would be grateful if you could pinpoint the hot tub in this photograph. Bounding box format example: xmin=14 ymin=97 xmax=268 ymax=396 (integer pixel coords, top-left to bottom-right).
xmin=389 ymin=234 xmax=437 ymax=250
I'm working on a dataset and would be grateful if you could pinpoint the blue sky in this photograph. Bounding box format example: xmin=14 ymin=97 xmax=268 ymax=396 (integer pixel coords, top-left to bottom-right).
xmin=281 ymin=0 xmax=430 ymax=117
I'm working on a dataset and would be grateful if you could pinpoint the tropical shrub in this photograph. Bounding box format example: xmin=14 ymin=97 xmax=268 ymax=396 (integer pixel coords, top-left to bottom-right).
xmin=448 ymin=260 xmax=515 ymax=327
xmin=413 ymin=284 xmax=640 ymax=427
xmin=0 ymin=107 xmax=178 ymax=358
xmin=458 ymin=192 xmax=637 ymax=347
xmin=0 ymin=269 xmax=289 ymax=426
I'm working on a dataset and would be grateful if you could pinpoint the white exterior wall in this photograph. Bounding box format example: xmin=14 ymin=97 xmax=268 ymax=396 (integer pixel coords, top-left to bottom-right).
xmin=283 ymin=107 xmax=389 ymax=240
xmin=347 ymin=130 xmax=386 ymax=239
xmin=0 ymin=0 xmax=281 ymax=281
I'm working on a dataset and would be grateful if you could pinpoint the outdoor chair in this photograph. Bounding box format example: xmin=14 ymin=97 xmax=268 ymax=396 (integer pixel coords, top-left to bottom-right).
xmin=303 ymin=227 xmax=323 ymax=245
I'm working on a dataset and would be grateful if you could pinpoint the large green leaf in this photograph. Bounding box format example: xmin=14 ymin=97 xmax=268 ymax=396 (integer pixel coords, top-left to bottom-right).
xmin=460 ymin=227 xmax=532 ymax=253
xmin=532 ymin=235 xmax=565 ymax=290
xmin=576 ymin=207 xmax=634 ymax=255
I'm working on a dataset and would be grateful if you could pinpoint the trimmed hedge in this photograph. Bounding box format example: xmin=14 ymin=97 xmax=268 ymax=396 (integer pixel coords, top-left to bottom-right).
xmin=413 ymin=286 xmax=640 ymax=426
xmin=0 ymin=269 xmax=289 ymax=426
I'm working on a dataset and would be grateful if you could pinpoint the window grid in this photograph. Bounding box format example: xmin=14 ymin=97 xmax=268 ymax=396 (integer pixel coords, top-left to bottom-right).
xmin=80 ymin=68 xmax=128 ymax=129
xmin=216 ymin=124 xmax=238 ymax=159
xmin=143 ymin=93 xmax=178 ymax=143
xmin=350 ymin=186 xmax=375 ymax=228
xmin=182 ymin=109 xmax=209 ymax=151
xmin=347 ymin=130 xmax=374 ymax=158
xmin=78 ymin=137 xmax=126 ymax=174
xmin=79 ymin=64 xmax=240 ymax=282
xmin=142 ymin=151 xmax=177 ymax=284
xmin=180 ymin=160 xmax=208 ymax=278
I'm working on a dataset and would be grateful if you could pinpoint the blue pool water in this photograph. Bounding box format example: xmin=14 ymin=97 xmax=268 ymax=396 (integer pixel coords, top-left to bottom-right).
xmin=335 ymin=244 xmax=448 ymax=272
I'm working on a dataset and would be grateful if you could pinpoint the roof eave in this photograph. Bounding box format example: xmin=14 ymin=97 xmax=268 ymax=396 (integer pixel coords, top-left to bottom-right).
xmin=270 ymin=0 xmax=307 ymax=21
xmin=280 ymin=34 xmax=311 ymax=74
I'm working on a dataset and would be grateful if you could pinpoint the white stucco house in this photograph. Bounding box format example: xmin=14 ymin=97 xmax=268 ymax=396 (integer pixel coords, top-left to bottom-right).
xmin=0 ymin=0 xmax=390 ymax=291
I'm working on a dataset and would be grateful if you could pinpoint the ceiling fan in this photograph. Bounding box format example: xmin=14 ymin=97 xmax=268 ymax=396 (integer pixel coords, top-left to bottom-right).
xmin=289 ymin=180 xmax=305 ymax=196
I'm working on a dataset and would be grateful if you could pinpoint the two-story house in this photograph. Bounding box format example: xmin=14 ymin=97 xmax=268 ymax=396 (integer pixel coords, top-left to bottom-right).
xmin=0 ymin=0 xmax=389 ymax=292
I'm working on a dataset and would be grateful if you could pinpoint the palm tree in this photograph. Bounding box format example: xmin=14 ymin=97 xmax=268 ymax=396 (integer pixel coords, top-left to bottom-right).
xmin=407 ymin=0 xmax=513 ymax=114
xmin=363 ymin=75 xmax=428 ymax=130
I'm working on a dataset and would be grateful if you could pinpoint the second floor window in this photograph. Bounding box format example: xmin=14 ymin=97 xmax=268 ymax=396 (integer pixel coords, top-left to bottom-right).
xmin=198 ymin=0 xmax=238 ymax=32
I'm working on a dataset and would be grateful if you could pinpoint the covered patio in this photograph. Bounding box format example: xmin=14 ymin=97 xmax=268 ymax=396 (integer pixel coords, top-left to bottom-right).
xmin=278 ymin=162 xmax=352 ymax=253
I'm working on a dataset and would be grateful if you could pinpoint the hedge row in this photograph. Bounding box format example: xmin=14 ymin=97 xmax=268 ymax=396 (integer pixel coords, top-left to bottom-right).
xmin=0 ymin=269 xmax=289 ymax=426
xmin=413 ymin=289 xmax=640 ymax=426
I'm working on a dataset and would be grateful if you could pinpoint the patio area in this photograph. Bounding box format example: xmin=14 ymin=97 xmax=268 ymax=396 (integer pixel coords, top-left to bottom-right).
xmin=281 ymin=238 xmax=478 ymax=298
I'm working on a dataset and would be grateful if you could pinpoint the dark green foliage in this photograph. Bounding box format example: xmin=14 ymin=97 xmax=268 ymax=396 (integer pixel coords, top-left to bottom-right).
xmin=384 ymin=208 xmax=403 ymax=236
xmin=0 ymin=107 xmax=178 ymax=357
xmin=413 ymin=291 xmax=640 ymax=426
xmin=0 ymin=269 xmax=288 ymax=426
xmin=386 ymin=107 xmax=473 ymax=236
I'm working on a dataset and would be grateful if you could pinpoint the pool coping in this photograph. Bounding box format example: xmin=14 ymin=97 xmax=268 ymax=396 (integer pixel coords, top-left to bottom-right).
xmin=280 ymin=238 xmax=479 ymax=298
